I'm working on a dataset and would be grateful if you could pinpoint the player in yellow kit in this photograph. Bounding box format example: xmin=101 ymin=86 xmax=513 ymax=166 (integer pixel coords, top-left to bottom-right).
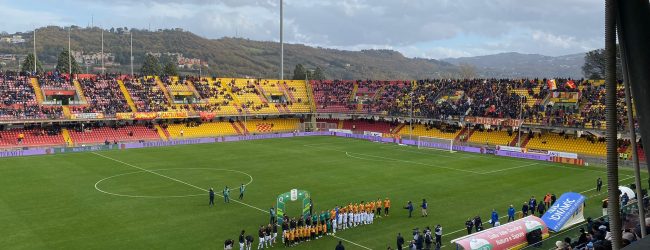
xmin=375 ymin=198 xmax=383 ymax=216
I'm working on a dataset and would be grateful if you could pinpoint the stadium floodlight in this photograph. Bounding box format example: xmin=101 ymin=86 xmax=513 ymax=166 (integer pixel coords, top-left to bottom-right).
xmin=417 ymin=136 xmax=455 ymax=153
xmin=280 ymin=0 xmax=284 ymax=80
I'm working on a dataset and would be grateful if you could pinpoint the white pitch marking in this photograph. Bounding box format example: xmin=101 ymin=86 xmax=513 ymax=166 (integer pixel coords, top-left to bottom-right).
xmin=92 ymin=152 xmax=266 ymax=213
xmin=93 ymin=152 xmax=374 ymax=249
xmin=305 ymin=144 xmax=484 ymax=175
xmin=480 ymin=163 xmax=539 ymax=174
xmin=94 ymin=168 xmax=254 ymax=198
xmin=331 ymin=235 xmax=373 ymax=250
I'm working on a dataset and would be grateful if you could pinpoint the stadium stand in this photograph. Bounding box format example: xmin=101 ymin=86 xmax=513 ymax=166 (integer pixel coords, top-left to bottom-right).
xmin=67 ymin=124 xmax=161 ymax=145
xmin=165 ymin=120 xmax=241 ymax=139
xmin=340 ymin=119 xmax=396 ymax=134
xmin=0 ymin=72 xmax=643 ymax=162
xmin=242 ymin=118 xmax=300 ymax=134
xmin=71 ymin=78 xmax=131 ymax=115
xmin=312 ymin=80 xmax=355 ymax=113
xmin=122 ymin=77 xmax=169 ymax=112
xmin=466 ymin=129 xmax=516 ymax=146
xmin=398 ymin=122 xmax=461 ymax=140
xmin=525 ymin=132 xmax=607 ymax=157
xmin=0 ymin=127 xmax=65 ymax=147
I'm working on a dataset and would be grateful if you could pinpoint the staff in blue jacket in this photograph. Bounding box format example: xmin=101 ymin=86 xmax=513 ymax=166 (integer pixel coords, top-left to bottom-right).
xmin=490 ymin=209 xmax=499 ymax=227
xmin=507 ymin=205 xmax=516 ymax=222
xmin=405 ymin=201 xmax=414 ymax=218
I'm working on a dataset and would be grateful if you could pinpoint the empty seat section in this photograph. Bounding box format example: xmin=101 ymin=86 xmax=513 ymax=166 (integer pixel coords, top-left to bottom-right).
xmin=165 ymin=121 xmax=239 ymax=139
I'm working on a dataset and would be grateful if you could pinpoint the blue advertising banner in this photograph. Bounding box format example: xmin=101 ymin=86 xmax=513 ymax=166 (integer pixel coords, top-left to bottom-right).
xmin=541 ymin=192 xmax=586 ymax=232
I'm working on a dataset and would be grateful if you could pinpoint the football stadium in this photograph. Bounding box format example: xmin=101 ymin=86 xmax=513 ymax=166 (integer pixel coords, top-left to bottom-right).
xmin=2 ymin=1 xmax=650 ymax=250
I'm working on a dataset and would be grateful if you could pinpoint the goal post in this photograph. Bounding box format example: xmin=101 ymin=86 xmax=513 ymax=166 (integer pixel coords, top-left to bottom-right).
xmin=417 ymin=136 xmax=455 ymax=153
xmin=297 ymin=122 xmax=337 ymax=132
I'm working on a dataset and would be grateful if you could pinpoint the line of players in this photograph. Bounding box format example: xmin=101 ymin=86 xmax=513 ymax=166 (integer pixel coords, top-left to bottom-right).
xmin=281 ymin=198 xmax=391 ymax=247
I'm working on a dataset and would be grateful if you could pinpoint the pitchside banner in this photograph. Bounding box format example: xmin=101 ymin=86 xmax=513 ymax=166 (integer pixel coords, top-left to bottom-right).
xmin=541 ymin=192 xmax=586 ymax=232
xmin=451 ymin=215 xmax=548 ymax=250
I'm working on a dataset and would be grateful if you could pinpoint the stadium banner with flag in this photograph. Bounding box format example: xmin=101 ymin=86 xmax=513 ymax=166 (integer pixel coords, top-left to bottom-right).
xmin=199 ymin=112 xmax=217 ymax=120
xmin=547 ymin=79 xmax=557 ymax=90
xmin=464 ymin=117 xmax=523 ymax=127
xmin=541 ymin=192 xmax=586 ymax=232
xmin=565 ymin=80 xmax=577 ymax=89
xmin=451 ymin=215 xmax=548 ymax=250
xmin=70 ymin=113 xmax=105 ymax=120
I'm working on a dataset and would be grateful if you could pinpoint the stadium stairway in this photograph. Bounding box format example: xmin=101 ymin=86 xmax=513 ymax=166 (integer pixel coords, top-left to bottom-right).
xmin=455 ymin=127 xmax=468 ymax=141
xmin=337 ymin=120 xmax=344 ymax=129
xmin=509 ymin=132 xmax=521 ymax=146
xmin=62 ymin=128 xmax=73 ymax=146
xmin=282 ymin=82 xmax=296 ymax=102
xmin=73 ymin=80 xmax=87 ymax=103
xmin=392 ymin=123 xmax=406 ymax=134
xmin=30 ymin=77 xmax=44 ymax=104
xmin=236 ymin=121 xmax=249 ymax=135
xmin=185 ymin=80 xmax=202 ymax=99
xmin=231 ymin=122 xmax=243 ymax=135
xmin=155 ymin=125 xmax=168 ymax=141
xmin=154 ymin=76 xmax=174 ymax=105
xmin=350 ymin=82 xmax=359 ymax=101
xmin=62 ymin=106 xmax=72 ymax=119
xmin=520 ymin=134 xmax=531 ymax=147
xmin=117 ymin=80 xmax=138 ymax=112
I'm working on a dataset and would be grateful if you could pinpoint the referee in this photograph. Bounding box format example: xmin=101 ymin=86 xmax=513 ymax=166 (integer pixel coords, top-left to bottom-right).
xmin=209 ymin=188 xmax=215 ymax=206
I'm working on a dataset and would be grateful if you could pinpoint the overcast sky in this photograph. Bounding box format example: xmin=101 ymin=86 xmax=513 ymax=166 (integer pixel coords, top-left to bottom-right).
xmin=0 ymin=0 xmax=604 ymax=59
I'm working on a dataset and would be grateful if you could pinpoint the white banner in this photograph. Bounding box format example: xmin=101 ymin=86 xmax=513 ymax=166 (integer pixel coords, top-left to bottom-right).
xmin=496 ymin=145 xmax=526 ymax=153
xmin=548 ymin=151 xmax=579 ymax=159
xmin=363 ymin=131 xmax=383 ymax=137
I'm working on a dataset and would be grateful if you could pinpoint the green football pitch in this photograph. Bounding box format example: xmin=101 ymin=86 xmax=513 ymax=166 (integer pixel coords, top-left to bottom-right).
xmin=0 ymin=136 xmax=645 ymax=249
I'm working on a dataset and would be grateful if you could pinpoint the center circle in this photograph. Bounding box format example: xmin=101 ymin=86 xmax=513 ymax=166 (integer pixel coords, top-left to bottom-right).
xmin=95 ymin=168 xmax=253 ymax=198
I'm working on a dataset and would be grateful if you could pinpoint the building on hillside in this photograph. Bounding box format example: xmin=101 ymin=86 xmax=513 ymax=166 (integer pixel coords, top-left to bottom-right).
xmin=0 ymin=35 xmax=26 ymax=44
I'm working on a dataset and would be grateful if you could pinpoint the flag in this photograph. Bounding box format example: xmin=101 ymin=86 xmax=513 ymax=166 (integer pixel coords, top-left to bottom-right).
xmin=565 ymin=80 xmax=576 ymax=89
xmin=547 ymin=79 xmax=557 ymax=90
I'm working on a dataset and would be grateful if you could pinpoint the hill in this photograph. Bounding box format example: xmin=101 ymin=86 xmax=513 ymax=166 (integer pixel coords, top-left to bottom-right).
xmin=443 ymin=52 xmax=585 ymax=79
xmin=0 ymin=26 xmax=458 ymax=79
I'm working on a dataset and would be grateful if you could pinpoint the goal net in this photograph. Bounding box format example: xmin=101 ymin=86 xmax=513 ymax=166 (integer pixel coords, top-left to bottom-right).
xmin=297 ymin=122 xmax=337 ymax=132
xmin=417 ymin=136 xmax=455 ymax=153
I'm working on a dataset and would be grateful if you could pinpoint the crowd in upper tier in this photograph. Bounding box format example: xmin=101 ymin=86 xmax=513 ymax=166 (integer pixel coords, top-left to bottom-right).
xmin=312 ymin=78 xmax=631 ymax=130
xmin=0 ymin=71 xmax=635 ymax=131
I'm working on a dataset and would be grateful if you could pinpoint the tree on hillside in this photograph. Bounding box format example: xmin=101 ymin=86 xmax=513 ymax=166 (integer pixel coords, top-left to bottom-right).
xmin=55 ymin=49 xmax=80 ymax=74
xmin=458 ymin=63 xmax=478 ymax=79
xmin=162 ymin=61 xmax=178 ymax=76
xmin=292 ymin=64 xmax=306 ymax=80
xmin=582 ymin=47 xmax=622 ymax=79
xmin=21 ymin=53 xmax=43 ymax=73
xmin=312 ymin=67 xmax=325 ymax=80
xmin=141 ymin=54 xmax=161 ymax=76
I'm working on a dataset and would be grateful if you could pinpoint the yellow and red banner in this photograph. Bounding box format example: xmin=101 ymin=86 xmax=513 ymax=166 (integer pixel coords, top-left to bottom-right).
xmin=158 ymin=111 xmax=188 ymax=119
xmin=551 ymin=156 xmax=584 ymax=166
xmin=199 ymin=112 xmax=217 ymax=120
xmin=116 ymin=111 xmax=187 ymax=120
